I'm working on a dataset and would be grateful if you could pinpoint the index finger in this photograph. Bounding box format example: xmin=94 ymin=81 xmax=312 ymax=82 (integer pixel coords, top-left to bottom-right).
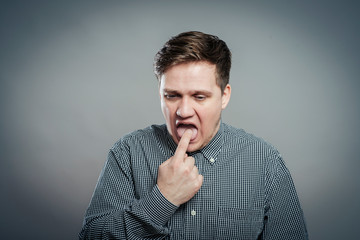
xmin=174 ymin=129 xmax=192 ymax=158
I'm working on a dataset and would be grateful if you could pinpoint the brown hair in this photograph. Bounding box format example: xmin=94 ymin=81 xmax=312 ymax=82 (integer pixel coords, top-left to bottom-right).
xmin=154 ymin=31 xmax=231 ymax=92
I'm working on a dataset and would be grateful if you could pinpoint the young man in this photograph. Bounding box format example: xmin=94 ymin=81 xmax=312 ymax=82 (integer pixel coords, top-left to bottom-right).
xmin=80 ymin=31 xmax=308 ymax=239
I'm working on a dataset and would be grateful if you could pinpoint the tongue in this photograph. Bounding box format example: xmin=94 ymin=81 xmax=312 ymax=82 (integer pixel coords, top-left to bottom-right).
xmin=177 ymin=125 xmax=198 ymax=140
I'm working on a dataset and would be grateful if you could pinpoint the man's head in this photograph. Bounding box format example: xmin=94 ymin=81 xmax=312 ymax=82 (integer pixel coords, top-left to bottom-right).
xmin=155 ymin=31 xmax=232 ymax=152
xmin=154 ymin=31 xmax=231 ymax=93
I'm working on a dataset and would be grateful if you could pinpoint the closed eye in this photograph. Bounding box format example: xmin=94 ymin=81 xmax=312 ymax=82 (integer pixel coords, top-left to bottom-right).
xmin=194 ymin=95 xmax=206 ymax=101
xmin=164 ymin=93 xmax=180 ymax=99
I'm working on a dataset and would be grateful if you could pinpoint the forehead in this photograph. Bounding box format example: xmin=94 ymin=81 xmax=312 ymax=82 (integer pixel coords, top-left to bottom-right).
xmin=160 ymin=62 xmax=218 ymax=91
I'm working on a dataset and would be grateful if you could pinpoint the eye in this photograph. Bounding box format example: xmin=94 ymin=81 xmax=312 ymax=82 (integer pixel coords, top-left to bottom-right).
xmin=194 ymin=95 xmax=206 ymax=101
xmin=164 ymin=93 xmax=179 ymax=99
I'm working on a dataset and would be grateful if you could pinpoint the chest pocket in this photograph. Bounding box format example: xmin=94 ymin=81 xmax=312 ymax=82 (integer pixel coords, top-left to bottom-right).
xmin=216 ymin=207 xmax=263 ymax=239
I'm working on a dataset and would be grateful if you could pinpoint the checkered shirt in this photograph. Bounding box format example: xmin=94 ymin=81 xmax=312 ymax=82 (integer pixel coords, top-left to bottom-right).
xmin=79 ymin=123 xmax=308 ymax=239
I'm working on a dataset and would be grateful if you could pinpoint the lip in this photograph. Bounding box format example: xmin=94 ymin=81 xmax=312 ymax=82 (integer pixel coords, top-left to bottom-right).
xmin=176 ymin=120 xmax=196 ymax=126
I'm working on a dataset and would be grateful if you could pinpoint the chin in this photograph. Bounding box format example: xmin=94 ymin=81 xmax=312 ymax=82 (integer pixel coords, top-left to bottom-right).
xmin=187 ymin=142 xmax=202 ymax=153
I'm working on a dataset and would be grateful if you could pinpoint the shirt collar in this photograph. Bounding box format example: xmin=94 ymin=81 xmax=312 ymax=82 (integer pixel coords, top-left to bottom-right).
xmin=165 ymin=123 xmax=224 ymax=162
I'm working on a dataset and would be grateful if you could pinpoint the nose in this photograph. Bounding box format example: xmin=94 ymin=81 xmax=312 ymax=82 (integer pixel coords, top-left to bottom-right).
xmin=176 ymin=97 xmax=195 ymax=118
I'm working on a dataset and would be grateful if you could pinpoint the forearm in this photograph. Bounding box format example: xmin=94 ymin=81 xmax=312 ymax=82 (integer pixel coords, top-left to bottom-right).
xmin=80 ymin=185 xmax=178 ymax=240
xmin=80 ymin=143 xmax=178 ymax=239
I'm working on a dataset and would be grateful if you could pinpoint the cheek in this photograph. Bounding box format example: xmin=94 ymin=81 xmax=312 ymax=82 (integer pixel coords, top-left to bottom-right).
xmin=199 ymin=106 xmax=222 ymax=129
xmin=161 ymin=101 xmax=174 ymax=120
xmin=199 ymin=107 xmax=220 ymax=124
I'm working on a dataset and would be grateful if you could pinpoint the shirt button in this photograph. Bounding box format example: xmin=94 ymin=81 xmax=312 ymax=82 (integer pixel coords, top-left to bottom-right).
xmin=209 ymin=158 xmax=215 ymax=163
xmin=191 ymin=210 xmax=196 ymax=216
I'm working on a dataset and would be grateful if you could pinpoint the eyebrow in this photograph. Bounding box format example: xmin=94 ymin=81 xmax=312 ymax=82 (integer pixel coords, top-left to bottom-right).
xmin=163 ymin=88 xmax=213 ymax=96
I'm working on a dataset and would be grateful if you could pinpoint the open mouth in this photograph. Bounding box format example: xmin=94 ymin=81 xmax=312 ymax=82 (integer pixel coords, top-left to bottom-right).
xmin=176 ymin=123 xmax=198 ymax=141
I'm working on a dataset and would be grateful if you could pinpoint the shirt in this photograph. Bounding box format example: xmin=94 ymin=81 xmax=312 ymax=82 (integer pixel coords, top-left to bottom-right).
xmin=79 ymin=123 xmax=308 ymax=239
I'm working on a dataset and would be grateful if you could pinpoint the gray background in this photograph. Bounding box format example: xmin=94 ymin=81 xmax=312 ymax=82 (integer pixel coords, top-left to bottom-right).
xmin=1 ymin=0 xmax=359 ymax=239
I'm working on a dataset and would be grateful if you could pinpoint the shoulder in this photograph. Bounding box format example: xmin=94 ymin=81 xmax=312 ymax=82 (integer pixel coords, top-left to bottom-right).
xmin=222 ymin=123 xmax=276 ymax=149
xmin=111 ymin=124 xmax=167 ymax=151
xmin=222 ymin=124 xmax=290 ymax=182
xmin=222 ymin=123 xmax=282 ymax=161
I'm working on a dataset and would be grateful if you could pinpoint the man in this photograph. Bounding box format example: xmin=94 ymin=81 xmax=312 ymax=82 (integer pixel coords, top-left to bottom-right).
xmin=79 ymin=31 xmax=308 ymax=239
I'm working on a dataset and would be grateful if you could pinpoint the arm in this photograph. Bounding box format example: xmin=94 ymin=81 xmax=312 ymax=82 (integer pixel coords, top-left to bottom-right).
xmin=262 ymin=154 xmax=309 ymax=240
xmin=79 ymin=141 xmax=178 ymax=240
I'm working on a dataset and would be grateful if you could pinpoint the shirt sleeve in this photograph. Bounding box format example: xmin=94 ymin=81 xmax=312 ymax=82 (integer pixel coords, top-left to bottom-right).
xmin=262 ymin=153 xmax=309 ymax=240
xmin=79 ymin=139 xmax=178 ymax=240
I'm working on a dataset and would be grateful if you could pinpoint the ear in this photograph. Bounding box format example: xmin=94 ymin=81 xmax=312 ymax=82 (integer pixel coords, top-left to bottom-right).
xmin=158 ymin=79 xmax=163 ymax=99
xmin=158 ymin=76 xmax=164 ymax=100
xmin=221 ymin=84 xmax=231 ymax=109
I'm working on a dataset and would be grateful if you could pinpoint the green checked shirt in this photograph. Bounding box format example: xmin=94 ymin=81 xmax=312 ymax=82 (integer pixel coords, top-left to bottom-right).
xmin=80 ymin=123 xmax=308 ymax=239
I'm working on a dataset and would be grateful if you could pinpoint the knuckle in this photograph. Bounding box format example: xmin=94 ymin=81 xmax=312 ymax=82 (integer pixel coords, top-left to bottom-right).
xmin=183 ymin=166 xmax=191 ymax=175
xmin=186 ymin=156 xmax=195 ymax=164
xmin=193 ymin=180 xmax=201 ymax=190
xmin=192 ymin=166 xmax=199 ymax=174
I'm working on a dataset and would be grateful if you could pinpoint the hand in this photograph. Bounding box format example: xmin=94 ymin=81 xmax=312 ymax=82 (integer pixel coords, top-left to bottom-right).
xmin=157 ymin=129 xmax=203 ymax=206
